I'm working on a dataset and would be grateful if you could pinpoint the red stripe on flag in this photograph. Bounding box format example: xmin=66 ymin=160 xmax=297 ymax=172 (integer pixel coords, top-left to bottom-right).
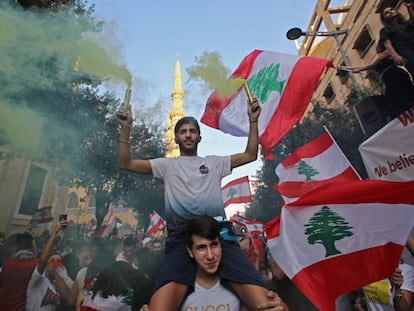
xmin=224 ymin=196 xmax=253 ymax=207
xmin=280 ymin=132 xmax=333 ymax=167
xmin=290 ymin=179 xmax=414 ymax=206
xmin=292 ymin=243 xmax=403 ymax=311
xmin=222 ymin=176 xmax=250 ymax=189
xmin=261 ymin=57 xmax=332 ymax=159
xmin=264 ymin=215 xmax=281 ymax=239
xmin=274 ymin=167 xmax=360 ymax=198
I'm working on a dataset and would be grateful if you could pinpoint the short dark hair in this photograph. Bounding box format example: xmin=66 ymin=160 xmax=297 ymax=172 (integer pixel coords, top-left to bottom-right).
xmin=16 ymin=232 xmax=34 ymax=251
xmin=185 ymin=215 xmax=220 ymax=248
xmin=123 ymin=236 xmax=136 ymax=248
xmin=174 ymin=116 xmax=200 ymax=136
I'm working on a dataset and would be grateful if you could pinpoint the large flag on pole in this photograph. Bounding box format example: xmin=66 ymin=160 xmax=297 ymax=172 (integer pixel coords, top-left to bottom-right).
xmin=266 ymin=180 xmax=414 ymax=311
xmin=359 ymin=107 xmax=414 ymax=181
xmin=274 ymin=128 xmax=360 ymax=203
xmin=201 ymin=50 xmax=332 ymax=159
xmin=221 ymin=176 xmax=252 ymax=207
xmin=146 ymin=210 xmax=166 ymax=236
xmin=29 ymin=206 xmax=54 ymax=224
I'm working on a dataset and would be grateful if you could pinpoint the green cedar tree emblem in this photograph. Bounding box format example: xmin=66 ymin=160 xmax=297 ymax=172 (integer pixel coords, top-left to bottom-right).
xmin=304 ymin=205 xmax=353 ymax=257
xmin=247 ymin=63 xmax=286 ymax=104
xmin=227 ymin=187 xmax=238 ymax=198
xmin=297 ymin=160 xmax=320 ymax=181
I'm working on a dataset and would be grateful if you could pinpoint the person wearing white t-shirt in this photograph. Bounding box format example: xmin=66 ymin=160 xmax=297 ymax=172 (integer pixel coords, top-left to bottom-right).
xmin=355 ymin=263 xmax=414 ymax=311
xmin=141 ymin=215 xmax=287 ymax=311
xmin=180 ymin=215 xmax=244 ymax=311
xmin=26 ymin=220 xmax=73 ymax=311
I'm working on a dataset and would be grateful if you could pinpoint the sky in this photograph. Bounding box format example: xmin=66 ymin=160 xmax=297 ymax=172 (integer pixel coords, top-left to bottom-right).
xmin=91 ymin=0 xmax=320 ymax=184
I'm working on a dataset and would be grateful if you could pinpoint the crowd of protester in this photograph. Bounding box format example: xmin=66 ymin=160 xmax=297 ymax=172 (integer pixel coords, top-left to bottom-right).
xmin=0 ymin=218 xmax=413 ymax=310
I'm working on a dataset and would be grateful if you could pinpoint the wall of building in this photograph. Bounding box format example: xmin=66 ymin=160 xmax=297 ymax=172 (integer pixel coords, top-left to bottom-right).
xmin=300 ymin=0 xmax=406 ymax=110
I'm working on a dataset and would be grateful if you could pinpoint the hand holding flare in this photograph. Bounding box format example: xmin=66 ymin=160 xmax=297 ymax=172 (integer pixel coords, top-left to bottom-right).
xmin=119 ymin=88 xmax=132 ymax=120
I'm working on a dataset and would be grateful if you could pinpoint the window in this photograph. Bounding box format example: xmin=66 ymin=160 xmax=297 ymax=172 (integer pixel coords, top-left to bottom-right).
xmin=67 ymin=192 xmax=78 ymax=209
xmin=323 ymin=84 xmax=335 ymax=104
xmin=353 ymin=26 xmax=374 ymax=57
xmin=337 ymin=61 xmax=349 ymax=84
xmin=88 ymin=195 xmax=96 ymax=208
xmin=19 ymin=164 xmax=47 ymax=215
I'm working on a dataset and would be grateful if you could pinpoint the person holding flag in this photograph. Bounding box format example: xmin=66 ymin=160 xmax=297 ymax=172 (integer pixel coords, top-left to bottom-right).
xmin=117 ymin=97 xmax=287 ymax=310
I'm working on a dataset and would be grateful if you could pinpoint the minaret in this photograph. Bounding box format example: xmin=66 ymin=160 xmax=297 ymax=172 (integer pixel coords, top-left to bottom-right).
xmin=165 ymin=54 xmax=186 ymax=157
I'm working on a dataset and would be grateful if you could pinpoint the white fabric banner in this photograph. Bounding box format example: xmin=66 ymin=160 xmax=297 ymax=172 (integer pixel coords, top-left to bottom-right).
xmin=359 ymin=107 xmax=414 ymax=181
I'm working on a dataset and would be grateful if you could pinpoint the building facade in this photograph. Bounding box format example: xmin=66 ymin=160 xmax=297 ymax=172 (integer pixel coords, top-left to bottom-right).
xmin=297 ymin=0 xmax=405 ymax=135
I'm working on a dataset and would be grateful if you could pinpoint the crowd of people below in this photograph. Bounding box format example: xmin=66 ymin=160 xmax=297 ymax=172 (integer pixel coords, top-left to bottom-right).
xmin=0 ymin=218 xmax=413 ymax=311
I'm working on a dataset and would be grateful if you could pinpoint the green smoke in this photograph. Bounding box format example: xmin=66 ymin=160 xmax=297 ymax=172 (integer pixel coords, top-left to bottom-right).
xmin=186 ymin=51 xmax=243 ymax=96
xmin=0 ymin=2 xmax=131 ymax=157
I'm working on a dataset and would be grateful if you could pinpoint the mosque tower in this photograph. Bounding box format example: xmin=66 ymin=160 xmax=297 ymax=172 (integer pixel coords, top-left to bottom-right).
xmin=165 ymin=54 xmax=186 ymax=157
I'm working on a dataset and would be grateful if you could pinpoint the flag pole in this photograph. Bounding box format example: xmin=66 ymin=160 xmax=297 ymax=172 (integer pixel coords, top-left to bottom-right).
xmin=243 ymin=83 xmax=253 ymax=104
xmin=119 ymin=87 xmax=132 ymax=119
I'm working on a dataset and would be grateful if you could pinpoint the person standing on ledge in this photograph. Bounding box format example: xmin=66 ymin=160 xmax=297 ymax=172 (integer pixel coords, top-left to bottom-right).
xmin=116 ymin=97 xmax=286 ymax=311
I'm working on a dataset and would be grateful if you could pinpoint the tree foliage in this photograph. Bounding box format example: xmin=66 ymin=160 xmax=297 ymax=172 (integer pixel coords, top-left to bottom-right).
xmin=1 ymin=0 xmax=165 ymax=229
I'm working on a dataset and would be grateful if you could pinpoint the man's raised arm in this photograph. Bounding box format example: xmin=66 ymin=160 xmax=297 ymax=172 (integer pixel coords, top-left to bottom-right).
xmin=231 ymin=97 xmax=261 ymax=169
xmin=116 ymin=106 xmax=153 ymax=174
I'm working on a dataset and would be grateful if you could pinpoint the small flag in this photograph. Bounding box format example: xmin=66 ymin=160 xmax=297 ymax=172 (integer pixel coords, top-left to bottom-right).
xmin=201 ymin=50 xmax=332 ymax=159
xmin=29 ymin=206 xmax=54 ymax=224
xmin=245 ymin=221 xmax=264 ymax=236
xmin=229 ymin=214 xmax=249 ymax=227
xmin=146 ymin=210 xmax=166 ymax=236
xmin=94 ymin=209 xmax=116 ymax=238
xmin=229 ymin=214 xmax=263 ymax=235
xmin=221 ymin=176 xmax=252 ymax=207
xmin=266 ymin=179 xmax=414 ymax=311
xmin=274 ymin=128 xmax=360 ymax=204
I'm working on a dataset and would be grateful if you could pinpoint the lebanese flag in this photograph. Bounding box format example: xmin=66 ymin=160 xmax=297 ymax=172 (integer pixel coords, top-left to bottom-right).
xmin=221 ymin=176 xmax=252 ymax=207
xmin=29 ymin=206 xmax=54 ymax=224
xmin=146 ymin=210 xmax=166 ymax=236
xmin=229 ymin=213 xmax=249 ymax=227
xmin=95 ymin=209 xmax=117 ymax=238
xmin=266 ymin=179 xmax=414 ymax=311
xmin=274 ymin=128 xmax=360 ymax=204
xmin=201 ymin=50 xmax=332 ymax=159
xmin=245 ymin=220 xmax=264 ymax=236
xmin=229 ymin=214 xmax=263 ymax=235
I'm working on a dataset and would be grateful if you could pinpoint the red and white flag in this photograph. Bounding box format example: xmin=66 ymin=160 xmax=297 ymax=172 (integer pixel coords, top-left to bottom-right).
xmin=230 ymin=214 xmax=264 ymax=236
xmin=274 ymin=128 xmax=360 ymax=204
xmin=359 ymin=107 xmax=414 ymax=181
xmin=266 ymin=179 xmax=414 ymax=311
xmin=95 ymin=209 xmax=116 ymax=238
xmin=29 ymin=206 xmax=54 ymax=224
xmin=201 ymin=50 xmax=332 ymax=159
xmin=221 ymin=176 xmax=252 ymax=207
xmin=229 ymin=214 xmax=249 ymax=227
xmin=245 ymin=220 xmax=264 ymax=236
xmin=146 ymin=210 xmax=166 ymax=236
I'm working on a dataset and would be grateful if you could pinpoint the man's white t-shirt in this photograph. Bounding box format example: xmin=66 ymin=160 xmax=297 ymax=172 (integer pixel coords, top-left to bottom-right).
xmin=180 ymin=281 xmax=241 ymax=311
xmin=26 ymin=266 xmax=59 ymax=311
xmin=150 ymin=156 xmax=231 ymax=230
